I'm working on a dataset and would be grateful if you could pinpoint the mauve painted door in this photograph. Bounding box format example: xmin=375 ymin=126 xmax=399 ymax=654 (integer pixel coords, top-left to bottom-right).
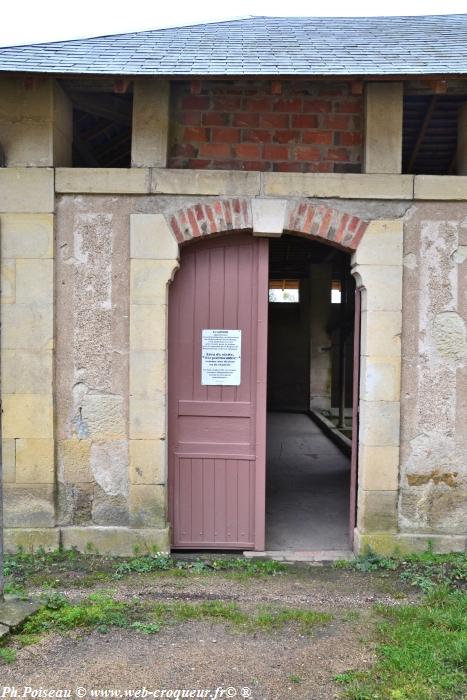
xmin=168 ymin=233 xmax=269 ymax=549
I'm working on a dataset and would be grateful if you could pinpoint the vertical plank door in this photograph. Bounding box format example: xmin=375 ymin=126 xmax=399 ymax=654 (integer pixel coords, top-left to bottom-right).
xmin=168 ymin=233 xmax=269 ymax=549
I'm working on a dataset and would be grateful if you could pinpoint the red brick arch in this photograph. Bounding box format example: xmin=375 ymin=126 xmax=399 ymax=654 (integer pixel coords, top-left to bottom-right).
xmin=168 ymin=198 xmax=368 ymax=252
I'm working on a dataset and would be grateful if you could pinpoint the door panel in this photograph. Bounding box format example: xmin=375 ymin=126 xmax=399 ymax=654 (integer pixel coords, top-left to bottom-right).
xmin=168 ymin=234 xmax=268 ymax=549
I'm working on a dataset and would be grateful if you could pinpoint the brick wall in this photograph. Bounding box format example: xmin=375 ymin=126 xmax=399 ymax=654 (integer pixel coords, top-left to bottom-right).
xmin=169 ymin=80 xmax=362 ymax=173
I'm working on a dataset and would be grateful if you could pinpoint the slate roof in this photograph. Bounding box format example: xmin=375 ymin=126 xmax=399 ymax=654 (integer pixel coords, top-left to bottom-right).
xmin=1 ymin=15 xmax=467 ymax=77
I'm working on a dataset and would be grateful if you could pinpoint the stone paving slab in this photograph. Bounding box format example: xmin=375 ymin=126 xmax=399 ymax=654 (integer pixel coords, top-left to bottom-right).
xmin=244 ymin=550 xmax=355 ymax=562
xmin=0 ymin=623 xmax=9 ymax=639
xmin=0 ymin=599 xmax=41 ymax=628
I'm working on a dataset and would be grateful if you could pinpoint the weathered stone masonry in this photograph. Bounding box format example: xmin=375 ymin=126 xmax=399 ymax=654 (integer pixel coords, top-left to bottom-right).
xmin=0 ymin=74 xmax=466 ymax=555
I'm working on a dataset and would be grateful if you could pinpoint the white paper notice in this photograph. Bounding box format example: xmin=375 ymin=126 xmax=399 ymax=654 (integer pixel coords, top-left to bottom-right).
xmin=201 ymin=329 xmax=241 ymax=386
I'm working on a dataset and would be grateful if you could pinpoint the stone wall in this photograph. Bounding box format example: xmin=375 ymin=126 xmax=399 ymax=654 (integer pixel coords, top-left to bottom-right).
xmin=400 ymin=203 xmax=467 ymax=543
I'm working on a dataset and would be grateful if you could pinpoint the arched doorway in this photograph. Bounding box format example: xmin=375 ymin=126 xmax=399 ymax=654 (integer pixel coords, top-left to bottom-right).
xmin=266 ymin=234 xmax=356 ymax=551
xmin=167 ymin=228 xmax=358 ymax=552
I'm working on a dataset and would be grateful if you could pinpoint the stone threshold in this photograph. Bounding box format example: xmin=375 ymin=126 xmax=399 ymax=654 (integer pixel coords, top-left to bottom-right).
xmin=243 ymin=550 xmax=355 ymax=563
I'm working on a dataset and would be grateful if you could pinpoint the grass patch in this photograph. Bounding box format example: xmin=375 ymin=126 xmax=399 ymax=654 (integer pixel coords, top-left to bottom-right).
xmin=335 ymin=547 xmax=467 ymax=592
xmin=3 ymin=547 xmax=288 ymax=591
xmin=336 ymin=586 xmax=467 ymax=699
xmin=0 ymin=648 xmax=17 ymax=664
xmin=21 ymin=592 xmax=133 ymax=634
xmin=150 ymin=600 xmax=331 ymax=634
xmin=113 ymin=553 xmax=288 ymax=580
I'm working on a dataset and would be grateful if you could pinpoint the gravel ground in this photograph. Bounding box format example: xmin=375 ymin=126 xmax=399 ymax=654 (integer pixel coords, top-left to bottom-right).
xmin=2 ymin=567 xmax=416 ymax=699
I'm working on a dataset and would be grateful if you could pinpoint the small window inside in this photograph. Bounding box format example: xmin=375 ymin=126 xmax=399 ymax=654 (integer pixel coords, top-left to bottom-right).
xmin=331 ymin=279 xmax=342 ymax=304
xmin=269 ymin=280 xmax=300 ymax=303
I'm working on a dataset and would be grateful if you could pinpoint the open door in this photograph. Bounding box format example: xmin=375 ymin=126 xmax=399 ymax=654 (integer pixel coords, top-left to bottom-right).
xmin=349 ymin=286 xmax=361 ymax=547
xmin=168 ymin=233 xmax=269 ymax=549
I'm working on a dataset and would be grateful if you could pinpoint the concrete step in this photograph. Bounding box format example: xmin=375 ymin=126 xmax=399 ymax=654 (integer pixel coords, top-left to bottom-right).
xmin=243 ymin=550 xmax=355 ymax=563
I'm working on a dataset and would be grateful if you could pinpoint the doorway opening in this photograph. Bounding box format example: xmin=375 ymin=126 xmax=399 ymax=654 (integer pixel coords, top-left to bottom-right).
xmin=266 ymin=235 xmax=356 ymax=552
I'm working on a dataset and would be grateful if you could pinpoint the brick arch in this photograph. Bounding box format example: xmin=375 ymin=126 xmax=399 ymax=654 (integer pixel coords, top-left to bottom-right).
xmin=169 ymin=198 xmax=252 ymax=243
xmin=285 ymin=200 xmax=368 ymax=252
xmin=168 ymin=198 xmax=368 ymax=251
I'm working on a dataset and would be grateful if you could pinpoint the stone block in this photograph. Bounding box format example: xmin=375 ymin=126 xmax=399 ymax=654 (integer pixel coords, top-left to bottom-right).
xmin=129 ymin=439 xmax=166 ymax=485
xmin=58 ymin=482 xmax=93 ymax=526
xmin=131 ymin=80 xmax=170 ymax=168
xmin=1 ymin=260 xmax=15 ymax=303
xmin=130 ymin=259 xmax=178 ymax=305
xmin=130 ymin=304 xmax=167 ymax=351
xmin=414 ymin=175 xmax=467 ymax=200
xmin=130 ymin=213 xmax=179 ymax=260
xmin=1 ymin=349 xmax=53 ymax=394
xmin=61 ymin=526 xmax=171 ymax=556
xmin=15 ymin=438 xmax=54 ymax=483
xmin=0 ymin=76 xmax=54 ymax=166
xmin=0 ymin=599 xmax=41 ymax=628
xmin=252 ymin=198 xmax=288 ymax=236
xmin=129 ymin=397 xmax=166 ymax=440
xmin=0 ymin=214 xmax=54 ymax=259
xmin=0 ymin=168 xmax=54 ymax=213
xmin=80 ymin=394 xmax=126 ymax=439
xmin=355 ymin=266 xmax=402 ymax=312
xmin=359 ymin=400 xmax=400 ymax=447
xmin=55 ymin=168 xmax=150 ymax=194
xmin=360 ymin=311 xmax=402 ymax=358
xmin=2 ymin=439 xmax=16 ymax=483
xmin=359 ymin=445 xmax=400 ymax=491
xmin=360 ymin=356 xmax=401 ymax=402
xmin=130 ymin=350 xmax=166 ymax=398
xmin=3 ymin=484 xmax=55 ymax=527
xmin=1 ymin=303 xmax=53 ymax=350
xmin=355 ymin=531 xmax=467 ymax=556
xmin=399 ymin=486 xmax=467 ymax=535
xmin=90 ymin=440 xmax=128 ymax=497
xmin=4 ymin=527 xmax=60 ymax=553
xmin=364 ymin=82 xmax=403 ymax=174
xmin=2 ymin=394 xmax=53 ymax=438
xmin=357 ymin=489 xmax=398 ymax=532
xmin=262 ymin=172 xmax=413 ymax=199
xmin=355 ymin=219 xmax=403 ymax=266
xmin=151 ymin=168 xmax=261 ymax=196
xmin=60 ymin=439 xmax=93 ymax=483
xmin=16 ymin=259 xmax=53 ymax=304
xmin=92 ymin=486 xmax=129 ymax=526
xmin=129 ymin=484 xmax=166 ymax=528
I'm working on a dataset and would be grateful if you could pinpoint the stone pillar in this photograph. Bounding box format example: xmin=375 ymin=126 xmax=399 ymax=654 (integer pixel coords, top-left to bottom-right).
xmin=0 ymin=168 xmax=58 ymax=551
xmin=131 ymin=81 xmax=170 ymax=167
xmin=352 ymin=219 xmax=403 ymax=553
xmin=0 ymin=77 xmax=72 ymax=167
xmin=364 ymin=83 xmax=403 ymax=174
xmin=129 ymin=214 xmax=178 ymax=546
xmin=309 ymin=264 xmax=333 ymax=412
xmin=457 ymin=103 xmax=467 ymax=175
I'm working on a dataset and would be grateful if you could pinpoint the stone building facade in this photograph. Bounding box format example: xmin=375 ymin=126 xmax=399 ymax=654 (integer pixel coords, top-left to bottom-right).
xmin=0 ymin=16 xmax=466 ymax=555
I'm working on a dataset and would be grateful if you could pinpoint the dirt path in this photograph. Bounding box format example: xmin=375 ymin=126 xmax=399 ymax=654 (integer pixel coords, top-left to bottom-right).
xmin=2 ymin=567 xmax=415 ymax=699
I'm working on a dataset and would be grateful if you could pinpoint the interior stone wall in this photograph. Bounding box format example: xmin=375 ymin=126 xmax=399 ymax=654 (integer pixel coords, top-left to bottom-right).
xmin=400 ymin=202 xmax=467 ymax=541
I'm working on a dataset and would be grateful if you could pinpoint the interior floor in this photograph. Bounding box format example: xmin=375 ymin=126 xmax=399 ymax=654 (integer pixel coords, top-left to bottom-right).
xmin=266 ymin=412 xmax=350 ymax=551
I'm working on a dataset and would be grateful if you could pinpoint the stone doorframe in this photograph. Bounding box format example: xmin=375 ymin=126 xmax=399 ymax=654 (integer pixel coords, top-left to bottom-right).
xmin=129 ymin=197 xmax=403 ymax=553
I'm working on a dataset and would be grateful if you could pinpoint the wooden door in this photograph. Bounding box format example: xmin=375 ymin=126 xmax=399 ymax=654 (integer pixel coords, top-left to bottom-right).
xmin=168 ymin=233 xmax=269 ymax=549
xmin=349 ymin=286 xmax=361 ymax=547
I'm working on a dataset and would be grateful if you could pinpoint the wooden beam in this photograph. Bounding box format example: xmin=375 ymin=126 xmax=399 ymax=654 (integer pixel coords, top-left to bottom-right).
xmin=407 ymin=95 xmax=438 ymax=173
